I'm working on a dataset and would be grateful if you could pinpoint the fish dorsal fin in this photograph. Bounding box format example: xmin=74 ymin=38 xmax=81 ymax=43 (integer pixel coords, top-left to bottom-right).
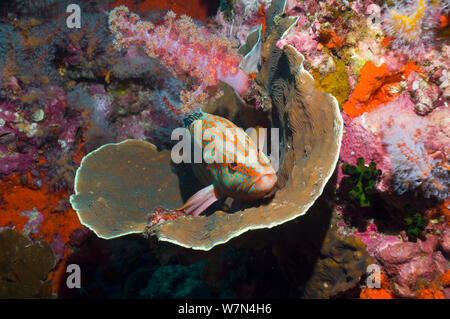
xmin=247 ymin=126 xmax=266 ymax=152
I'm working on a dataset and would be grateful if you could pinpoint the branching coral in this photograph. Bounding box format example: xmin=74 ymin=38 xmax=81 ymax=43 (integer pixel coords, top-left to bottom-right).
xmin=108 ymin=6 xmax=249 ymax=113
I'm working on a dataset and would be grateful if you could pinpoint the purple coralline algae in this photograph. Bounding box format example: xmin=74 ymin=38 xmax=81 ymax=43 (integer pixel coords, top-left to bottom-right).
xmin=0 ymin=85 xmax=81 ymax=181
xmin=374 ymin=229 xmax=448 ymax=298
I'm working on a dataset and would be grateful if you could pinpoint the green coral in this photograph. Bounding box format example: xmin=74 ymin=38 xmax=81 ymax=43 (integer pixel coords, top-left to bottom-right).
xmin=341 ymin=157 xmax=381 ymax=207
xmin=403 ymin=206 xmax=428 ymax=242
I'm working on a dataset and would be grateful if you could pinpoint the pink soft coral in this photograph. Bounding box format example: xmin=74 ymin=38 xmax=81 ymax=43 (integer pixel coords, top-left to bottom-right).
xmin=108 ymin=6 xmax=249 ymax=111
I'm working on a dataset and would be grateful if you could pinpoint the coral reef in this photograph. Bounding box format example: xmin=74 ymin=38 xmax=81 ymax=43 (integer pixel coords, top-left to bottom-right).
xmin=0 ymin=174 xmax=82 ymax=244
xmin=0 ymin=0 xmax=448 ymax=300
xmin=338 ymin=113 xmax=392 ymax=192
xmin=343 ymin=61 xmax=421 ymax=118
xmin=407 ymin=70 xmax=441 ymax=115
xmin=0 ymin=86 xmax=81 ymax=182
xmin=360 ymin=273 xmax=396 ymax=299
xmin=300 ymin=224 xmax=372 ymax=298
xmin=70 ymin=13 xmax=343 ymax=250
xmin=216 ymin=0 xmax=270 ymax=46
xmin=110 ymin=0 xmax=221 ymax=22
xmin=196 ymin=202 xmax=372 ymax=299
xmin=344 ymin=205 xmax=450 ymax=299
xmin=312 ymin=56 xmax=350 ymax=108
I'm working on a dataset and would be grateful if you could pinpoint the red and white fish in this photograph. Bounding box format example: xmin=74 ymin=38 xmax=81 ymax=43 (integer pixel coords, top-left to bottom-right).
xmin=177 ymin=111 xmax=277 ymax=216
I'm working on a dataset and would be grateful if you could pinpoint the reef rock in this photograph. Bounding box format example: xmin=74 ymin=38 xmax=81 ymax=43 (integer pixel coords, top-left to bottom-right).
xmin=374 ymin=234 xmax=448 ymax=298
xmin=0 ymin=228 xmax=55 ymax=298
xmin=301 ymin=225 xmax=372 ymax=298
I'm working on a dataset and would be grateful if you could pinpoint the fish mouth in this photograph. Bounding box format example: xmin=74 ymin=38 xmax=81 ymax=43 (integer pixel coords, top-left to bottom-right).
xmin=248 ymin=173 xmax=278 ymax=199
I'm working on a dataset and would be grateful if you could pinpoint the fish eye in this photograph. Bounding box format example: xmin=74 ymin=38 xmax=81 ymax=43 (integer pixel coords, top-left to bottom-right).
xmin=229 ymin=162 xmax=238 ymax=170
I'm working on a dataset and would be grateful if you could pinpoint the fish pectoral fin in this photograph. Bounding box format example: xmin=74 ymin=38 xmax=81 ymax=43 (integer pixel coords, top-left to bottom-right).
xmin=177 ymin=184 xmax=220 ymax=216
xmin=223 ymin=197 xmax=234 ymax=209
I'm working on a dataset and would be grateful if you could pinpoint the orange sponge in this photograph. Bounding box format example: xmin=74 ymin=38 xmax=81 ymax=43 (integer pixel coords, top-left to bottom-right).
xmin=344 ymin=61 xmax=422 ymax=118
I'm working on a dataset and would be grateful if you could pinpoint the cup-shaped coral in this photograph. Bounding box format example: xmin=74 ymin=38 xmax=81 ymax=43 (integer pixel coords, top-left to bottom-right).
xmin=403 ymin=206 xmax=429 ymax=242
xmin=70 ymin=14 xmax=343 ymax=250
xmin=341 ymin=157 xmax=382 ymax=207
xmin=70 ymin=140 xmax=186 ymax=239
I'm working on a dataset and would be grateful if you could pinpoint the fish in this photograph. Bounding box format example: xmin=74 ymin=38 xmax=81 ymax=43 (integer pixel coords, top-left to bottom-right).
xmin=177 ymin=111 xmax=277 ymax=216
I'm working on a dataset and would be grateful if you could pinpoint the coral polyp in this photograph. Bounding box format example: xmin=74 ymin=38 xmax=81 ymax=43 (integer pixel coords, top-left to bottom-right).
xmin=389 ymin=0 xmax=427 ymax=40
xmin=382 ymin=0 xmax=442 ymax=54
